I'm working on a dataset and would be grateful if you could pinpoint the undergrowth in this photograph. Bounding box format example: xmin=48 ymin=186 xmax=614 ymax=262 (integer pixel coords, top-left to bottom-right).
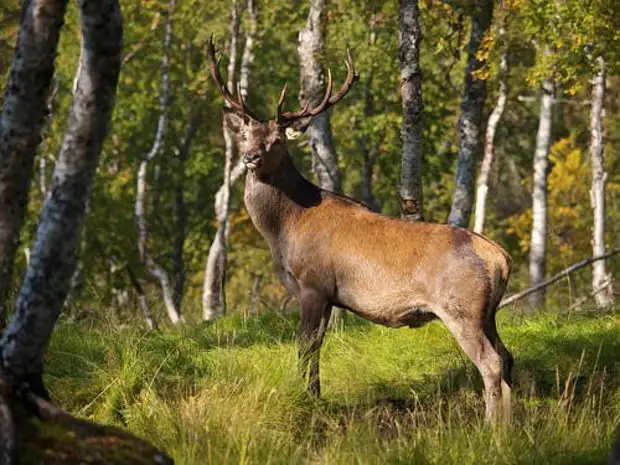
xmin=45 ymin=307 xmax=620 ymax=464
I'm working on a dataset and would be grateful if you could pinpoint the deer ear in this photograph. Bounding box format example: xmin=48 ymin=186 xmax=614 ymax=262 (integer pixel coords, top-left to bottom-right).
xmin=285 ymin=127 xmax=302 ymax=140
xmin=285 ymin=117 xmax=312 ymax=138
xmin=222 ymin=107 xmax=244 ymax=133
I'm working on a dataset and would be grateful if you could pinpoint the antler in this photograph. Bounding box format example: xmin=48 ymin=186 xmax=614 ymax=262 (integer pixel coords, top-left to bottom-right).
xmin=276 ymin=50 xmax=358 ymax=129
xmin=207 ymin=36 xmax=259 ymax=121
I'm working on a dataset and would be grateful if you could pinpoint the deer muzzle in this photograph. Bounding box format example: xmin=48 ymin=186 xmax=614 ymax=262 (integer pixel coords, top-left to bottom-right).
xmin=243 ymin=152 xmax=262 ymax=170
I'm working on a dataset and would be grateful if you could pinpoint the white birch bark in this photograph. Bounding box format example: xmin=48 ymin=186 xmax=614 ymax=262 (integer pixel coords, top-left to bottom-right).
xmin=0 ymin=0 xmax=122 ymax=385
xmin=298 ymin=0 xmax=344 ymax=327
xmin=589 ymin=56 xmax=614 ymax=308
xmin=528 ymin=72 xmax=554 ymax=308
xmin=135 ymin=0 xmax=182 ymax=324
xmin=0 ymin=0 xmax=68 ymax=326
xmin=448 ymin=0 xmax=494 ymax=228
xmin=473 ymin=24 xmax=508 ymax=234
xmin=298 ymin=0 xmax=342 ymax=194
xmin=39 ymin=77 xmax=60 ymax=200
xmin=399 ymin=0 xmax=424 ymax=221
xmin=203 ymin=0 xmax=246 ymax=321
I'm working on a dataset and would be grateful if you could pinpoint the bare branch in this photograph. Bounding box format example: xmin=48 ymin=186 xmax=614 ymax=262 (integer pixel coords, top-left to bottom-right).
xmin=499 ymin=248 xmax=620 ymax=309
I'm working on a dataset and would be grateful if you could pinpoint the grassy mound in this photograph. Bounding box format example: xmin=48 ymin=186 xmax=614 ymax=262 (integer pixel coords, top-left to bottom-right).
xmin=45 ymin=308 xmax=620 ymax=464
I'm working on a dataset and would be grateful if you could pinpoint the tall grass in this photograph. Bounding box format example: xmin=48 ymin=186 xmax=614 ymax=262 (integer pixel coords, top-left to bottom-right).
xmin=45 ymin=308 xmax=620 ymax=464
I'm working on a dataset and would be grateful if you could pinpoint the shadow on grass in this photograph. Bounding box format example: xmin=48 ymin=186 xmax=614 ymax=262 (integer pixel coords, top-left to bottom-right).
xmin=319 ymin=311 xmax=619 ymax=425
xmin=177 ymin=309 xmax=375 ymax=351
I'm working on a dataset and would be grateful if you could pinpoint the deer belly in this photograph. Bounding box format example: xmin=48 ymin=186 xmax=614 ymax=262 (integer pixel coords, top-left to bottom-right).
xmin=336 ymin=290 xmax=436 ymax=329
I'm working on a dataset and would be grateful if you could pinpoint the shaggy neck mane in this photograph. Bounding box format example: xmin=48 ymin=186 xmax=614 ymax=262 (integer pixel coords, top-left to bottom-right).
xmin=245 ymin=151 xmax=322 ymax=241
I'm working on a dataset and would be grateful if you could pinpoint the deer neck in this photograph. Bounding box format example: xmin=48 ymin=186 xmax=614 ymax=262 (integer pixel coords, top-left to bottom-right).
xmin=244 ymin=152 xmax=320 ymax=246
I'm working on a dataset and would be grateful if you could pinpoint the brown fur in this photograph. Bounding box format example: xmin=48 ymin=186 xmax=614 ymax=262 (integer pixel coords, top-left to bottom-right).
xmin=223 ymin=110 xmax=513 ymax=424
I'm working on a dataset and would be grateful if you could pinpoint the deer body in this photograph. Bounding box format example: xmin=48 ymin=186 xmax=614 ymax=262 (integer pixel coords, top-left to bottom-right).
xmin=208 ymin=39 xmax=513 ymax=423
xmin=245 ymin=153 xmax=510 ymax=328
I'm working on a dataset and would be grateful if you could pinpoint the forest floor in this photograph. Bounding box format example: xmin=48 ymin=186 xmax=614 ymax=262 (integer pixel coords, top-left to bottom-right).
xmin=45 ymin=305 xmax=619 ymax=464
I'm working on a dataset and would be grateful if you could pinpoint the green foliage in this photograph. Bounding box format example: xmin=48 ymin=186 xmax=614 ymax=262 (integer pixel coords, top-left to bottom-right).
xmin=0 ymin=0 xmax=618 ymax=313
xmin=46 ymin=308 xmax=620 ymax=464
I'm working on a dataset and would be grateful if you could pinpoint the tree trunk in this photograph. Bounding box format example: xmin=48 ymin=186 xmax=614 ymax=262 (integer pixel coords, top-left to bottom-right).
xmin=448 ymin=0 xmax=494 ymax=228
xmin=357 ymin=24 xmax=381 ymax=212
xmin=173 ymin=113 xmax=200 ymax=312
xmin=473 ymin=24 xmax=508 ymax=234
xmin=39 ymin=77 xmax=60 ymax=200
xmin=298 ymin=0 xmax=342 ymax=194
xmin=0 ymin=3 xmax=172 ymax=462
xmin=135 ymin=0 xmax=182 ymax=325
xmin=0 ymin=0 xmax=122 ymax=391
xmin=0 ymin=0 xmax=69 ymax=327
xmin=399 ymin=0 xmax=424 ymax=221
xmin=589 ymin=56 xmax=614 ymax=308
xmin=203 ymin=0 xmax=242 ymax=321
xmin=239 ymin=0 xmax=257 ymax=103
xmin=125 ymin=264 xmax=157 ymax=330
xmin=528 ymin=73 xmax=554 ymax=308
xmin=298 ymin=0 xmax=344 ymax=327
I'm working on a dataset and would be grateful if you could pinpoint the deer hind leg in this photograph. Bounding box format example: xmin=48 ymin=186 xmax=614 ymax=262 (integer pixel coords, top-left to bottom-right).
xmin=440 ymin=312 xmax=504 ymax=424
xmin=484 ymin=312 xmax=513 ymax=423
xmin=297 ymin=288 xmax=331 ymax=397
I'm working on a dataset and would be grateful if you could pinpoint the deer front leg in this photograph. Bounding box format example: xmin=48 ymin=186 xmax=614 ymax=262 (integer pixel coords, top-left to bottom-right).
xmin=297 ymin=289 xmax=330 ymax=397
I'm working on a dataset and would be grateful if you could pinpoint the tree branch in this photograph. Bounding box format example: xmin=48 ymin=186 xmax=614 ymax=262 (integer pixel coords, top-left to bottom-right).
xmin=499 ymin=248 xmax=620 ymax=309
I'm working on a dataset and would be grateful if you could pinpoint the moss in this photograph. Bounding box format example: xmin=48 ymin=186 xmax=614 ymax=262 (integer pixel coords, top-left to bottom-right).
xmin=16 ymin=404 xmax=172 ymax=464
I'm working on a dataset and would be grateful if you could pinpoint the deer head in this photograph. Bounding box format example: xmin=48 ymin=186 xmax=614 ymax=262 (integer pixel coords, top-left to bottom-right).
xmin=207 ymin=37 xmax=357 ymax=177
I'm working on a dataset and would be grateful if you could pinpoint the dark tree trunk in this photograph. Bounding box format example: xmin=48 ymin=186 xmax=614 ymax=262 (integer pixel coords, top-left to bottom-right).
xmin=357 ymin=23 xmax=381 ymax=213
xmin=0 ymin=2 xmax=171 ymax=462
xmin=1 ymin=0 xmax=122 ymax=392
xmin=448 ymin=0 xmax=494 ymax=228
xmin=0 ymin=0 xmax=69 ymax=327
xmin=173 ymin=113 xmax=200 ymax=312
xmin=399 ymin=0 xmax=424 ymax=221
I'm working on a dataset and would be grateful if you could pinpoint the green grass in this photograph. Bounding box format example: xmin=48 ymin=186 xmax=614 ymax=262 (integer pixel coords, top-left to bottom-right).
xmin=45 ymin=308 xmax=620 ymax=464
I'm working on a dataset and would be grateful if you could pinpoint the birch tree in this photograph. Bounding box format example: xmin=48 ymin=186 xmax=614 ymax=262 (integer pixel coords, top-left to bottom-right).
xmin=448 ymin=0 xmax=494 ymax=228
xmin=0 ymin=2 xmax=171 ymax=460
xmin=399 ymin=0 xmax=424 ymax=221
xmin=298 ymin=0 xmax=345 ymax=326
xmin=298 ymin=0 xmax=342 ymax=194
xmin=473 ymin=22 xmax=508 ymax=234
xmin=0 ymin=0 xmax=68 ymax=327
xmin=528 ymin=71 xmax=554 ymax=308
xmin=589 ymin=56 xmax=614 ymax=308
xmin=135 ymin=0 xmax=182 ymax=324
xmin=203 ymin=0 xmax=257 ymax=320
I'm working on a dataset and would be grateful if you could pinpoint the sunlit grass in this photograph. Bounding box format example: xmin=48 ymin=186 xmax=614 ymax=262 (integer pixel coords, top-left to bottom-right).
xmin=46 ymin=307 xmax=620 ymax=464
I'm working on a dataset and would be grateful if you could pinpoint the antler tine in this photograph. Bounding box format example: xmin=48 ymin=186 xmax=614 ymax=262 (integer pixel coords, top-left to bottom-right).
xmin=276 ymin=82 xmax=288 ymax=122
xmin=207 ymin=35 xmax=259 ymax=120
xmin=309 ymin=68 xmax=333 ymax=116
xmin=328 ymin=49 xmax=357 ymax=104
xmin=236 ymin=82 xmax=246 ymax=119
xmin=276 ymin=50 xmax=357 ymax=127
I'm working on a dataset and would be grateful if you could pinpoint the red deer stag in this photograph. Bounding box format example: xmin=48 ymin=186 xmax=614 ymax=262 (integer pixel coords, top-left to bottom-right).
xmin=207 ymin=38 xmax=513 ymax=423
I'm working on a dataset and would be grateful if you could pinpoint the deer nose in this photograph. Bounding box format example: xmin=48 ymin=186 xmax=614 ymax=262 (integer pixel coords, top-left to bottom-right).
xmin=243 ymin=152 xmax=261 ymax=164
